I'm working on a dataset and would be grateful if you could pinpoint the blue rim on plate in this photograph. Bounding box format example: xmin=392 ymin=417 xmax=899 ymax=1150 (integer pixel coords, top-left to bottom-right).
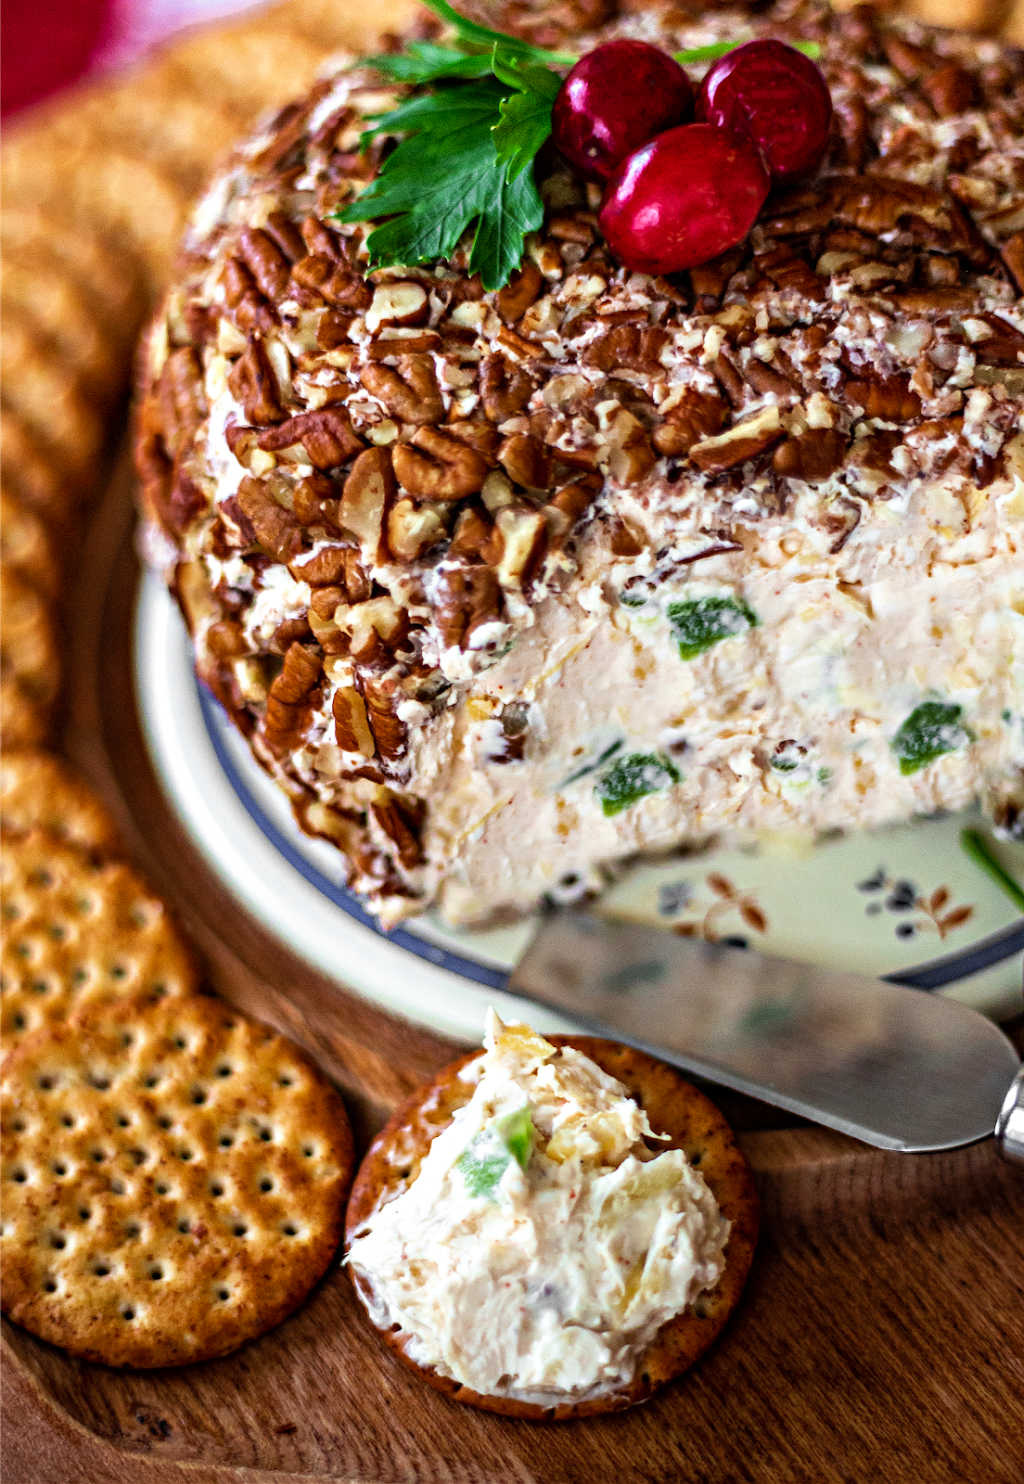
xmin=196 ymin=679 xmax=1024 ymax=996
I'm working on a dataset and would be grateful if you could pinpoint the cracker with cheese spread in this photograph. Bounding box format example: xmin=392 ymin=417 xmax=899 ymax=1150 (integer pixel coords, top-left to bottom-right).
xmin=346 ymin=1015 xmax=758 ymax=1418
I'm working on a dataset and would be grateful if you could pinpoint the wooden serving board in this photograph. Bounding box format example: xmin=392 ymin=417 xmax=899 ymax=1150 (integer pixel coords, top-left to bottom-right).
xmin=3 ymin=454 xmax=1024 ymax=1482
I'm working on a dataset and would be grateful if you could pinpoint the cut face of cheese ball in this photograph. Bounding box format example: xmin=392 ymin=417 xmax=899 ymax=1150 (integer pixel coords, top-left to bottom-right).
xmin=423 ymin=465 xmax=1024 ymax=920
xmin=133 ymin=0 xmax=1024 ymax=927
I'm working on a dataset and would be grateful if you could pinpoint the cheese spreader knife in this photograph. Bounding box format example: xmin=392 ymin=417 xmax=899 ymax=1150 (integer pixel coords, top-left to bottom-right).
xmin=508 ymin=913 xmax=1024 ymax=1162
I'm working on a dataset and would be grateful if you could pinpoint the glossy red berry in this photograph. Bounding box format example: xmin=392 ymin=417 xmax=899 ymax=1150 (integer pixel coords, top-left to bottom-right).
xmin=698 ymin=39 xmax=833 ymax=184
xmin=552 ymin=39 xmax=694 ymax=182
xmin=599 ymin=123 xmax=769 ymax=276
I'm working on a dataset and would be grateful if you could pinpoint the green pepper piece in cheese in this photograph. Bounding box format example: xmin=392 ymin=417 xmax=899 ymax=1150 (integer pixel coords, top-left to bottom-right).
xmin=497 ymin=1104 xmax=533 ymax=1170
xmin=596 ymin=752 xmax=681 ymax=816
xmin=667 ymin=595 xmax=758 ymax=660
xmin=891 ymin=701 xmax=972 ymax=776
xmin=456 ymin=1104 xmax=534 ymax=1198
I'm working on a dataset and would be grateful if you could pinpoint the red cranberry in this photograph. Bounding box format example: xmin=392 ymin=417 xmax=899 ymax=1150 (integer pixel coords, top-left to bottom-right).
xmin=599 ymin=123 xmax=769 ymax=276
xmin=698 ymin=39 xmax=833 ymax=184
xmin=552 ymin=40 xmax=694 ymax=182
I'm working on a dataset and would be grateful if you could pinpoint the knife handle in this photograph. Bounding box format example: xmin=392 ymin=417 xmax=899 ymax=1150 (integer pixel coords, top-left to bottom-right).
xmin=996 ymin=1066 xmax=1024 ymax=1165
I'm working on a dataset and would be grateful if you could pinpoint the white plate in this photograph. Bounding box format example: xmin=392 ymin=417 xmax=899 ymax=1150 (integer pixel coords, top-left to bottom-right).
xmin=135 ymin=575 xmax=1024 ymax=1039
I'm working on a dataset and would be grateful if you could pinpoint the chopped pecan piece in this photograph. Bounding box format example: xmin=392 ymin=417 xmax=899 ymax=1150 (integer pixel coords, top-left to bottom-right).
xmin=1001 ymin=234 xmax=1024 ymax=295
xmin=608 ymin=516 xmax=645 ymax=557
xmin=773 ymin=428 xmax=847 ymax=483
xmin=360 ymin=356 xmax=444 ymax=425
xmin=333 ymin=685 xmax=376 ymax=756
xmin=365 ymin=281 xmax=429 ymax=333
xmin=450 ymin=506 xmax=499 ymax=563
xmin=496 ymin=506 xmax=548 ymax=589
xmin=434 ymin=565 xmax=501 ymax=648
xmin=447 ymin=419 xmax=501 ymax=464
xmin=292 ymin=253 xmax=372 ymax=308
xmin=846 ymin=376 xmax=921 ymax=422
xmin=339 ymin=446 xmax=396 ymax=560
xmin=289 ymin=545 xmax=351 ymax=586
xmin=222 ymin=257 xmax=276 ymax=334
xmin=361 ymin=673 xmax=407 ymax=762
xmin=258 ymin=408 xmax=363 ymax=469
xmin=394 ymin=427 xmax=488 ymax=500
xmin=496 ymin=261 xmax=543 ymax=323
xmin=228 ymin=340 xmax=284 ymax=425
xmin=598 ymin=407 xmax=655 ymax=484
xmin=743 ymin=355 xmax=799 ymax=401
xmin=498 ymin=432 xmax=550 ymax=489
xmin=689 ymin=406 xmax=784 ymax=473
xmin=262 ymin=642 xmax=321 ymax=758
xmin=238 ymin=226 xmax=292 ymax=300
xmin=547 ymin=480 xmax=596 ymax=544
xmin=387 ymin=498 xmax=446 ymax=560
xmin=237 ymin=477 xmax=302 ymax=562
xmin=370 ymin=792 xmax=423 ymax=869
xmin=653 ymin=389 xmax=728 ymax=457
xmin=343 ymin=549 xmax=372 ymax=603
xmin=583 ymin=324 xmax=668 ymax=373
xmin=479 ymin=354 xmax=535 ymax=420
xmin=158 ymin=347 xmax=204 ymax=460
xmin=923 ymin=64 xmax=976 ymax=117
xmin=292 ymin=473 xmax=341 ymax=529
xmin=339 ymin=596 xmax=408 ymax=663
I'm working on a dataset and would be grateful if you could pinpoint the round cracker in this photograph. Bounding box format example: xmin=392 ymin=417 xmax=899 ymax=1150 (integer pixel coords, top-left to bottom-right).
xmin=0 ymin=490 xmax=60 ymax=598
xmin=1 ymin=313 xmax=104 ymax=480
xmin=1 ymin=256 xmax=123 ymax=405
xmin=2 ymin=136 xmax=189 ymax=283
xmin=0 ymin=567 xmax=61 ymax=719
xmin=1 ymin=993 xmax=355 ymax=1367
xmin=345 ymin=1035 xmax=759 ymax=1419
xmin=0 ymin=831 xmax=197 ymax=1045
xmin=0 ymin=409 xmax=79 ymax=528
xmin=0 ymin=750 xmax=120 ymax=857
xmin=0 ymin=207 xmax=145 ymax=341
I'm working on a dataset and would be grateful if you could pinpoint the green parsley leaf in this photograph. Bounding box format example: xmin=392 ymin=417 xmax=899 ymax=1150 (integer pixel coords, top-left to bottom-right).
xmin=891 ymin=701 xmax=972 ymax=776
xmin=491 ymin=49 xmax=561 ymax=181
xmin=419 ymin=0 xmax=574 ymax=67
xmin=363 ymin=41 xmax=495 ymax=85
xmin=337 ymin=79 xmax=546 ymax=290
xmin=345 ymin=3 xmax=568 ymax=288
xmin=667 ymin=595 xmax=758 ymax=660
xmin=596 ymin=752 xmax=681 ymax=816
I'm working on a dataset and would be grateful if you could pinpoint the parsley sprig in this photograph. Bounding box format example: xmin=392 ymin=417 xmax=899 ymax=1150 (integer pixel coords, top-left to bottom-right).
xmin=337 ymin=0 xmax=820 ymax=289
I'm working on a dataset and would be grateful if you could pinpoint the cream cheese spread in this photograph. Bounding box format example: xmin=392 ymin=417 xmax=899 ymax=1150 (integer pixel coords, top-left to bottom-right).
xmin=346 ymin=1013 xmax=730 ymax=1403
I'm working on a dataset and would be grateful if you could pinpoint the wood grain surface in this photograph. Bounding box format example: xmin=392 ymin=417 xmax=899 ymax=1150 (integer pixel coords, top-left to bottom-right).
xmin=3 ymin=0 xmax=1024 ymax=1477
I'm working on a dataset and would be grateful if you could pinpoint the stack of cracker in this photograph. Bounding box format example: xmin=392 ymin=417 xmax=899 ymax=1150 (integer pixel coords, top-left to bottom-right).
xmin=0 ymin=0 xmax=402 ymax=1371
xmin=0 ymin=751 xmax=355 ymax=1364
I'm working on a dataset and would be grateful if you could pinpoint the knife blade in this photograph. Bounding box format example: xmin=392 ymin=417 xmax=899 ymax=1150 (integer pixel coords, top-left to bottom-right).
xmin=508 ymin=913 xmax=1024 ymax=1158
